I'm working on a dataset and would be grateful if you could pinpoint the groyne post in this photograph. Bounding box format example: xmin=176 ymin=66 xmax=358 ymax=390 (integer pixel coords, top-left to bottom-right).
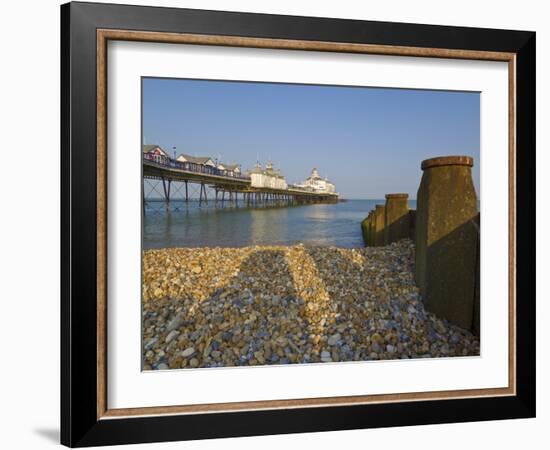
xmin=384 ymin=193 xmax=410 ymax=245
xmin=361 ymin=211 xmax=373 ymax=246
xmin=373 ymin=204 xmax=386 ymax=246
xmin=415 ymin=156 xmax=479 ymax=331
xmin=408 ymin=209 xmax=417 ymax=240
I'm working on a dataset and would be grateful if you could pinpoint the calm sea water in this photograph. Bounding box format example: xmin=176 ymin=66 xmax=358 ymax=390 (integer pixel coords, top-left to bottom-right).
xmin=143 ymin=199 xmax=417 ymax=249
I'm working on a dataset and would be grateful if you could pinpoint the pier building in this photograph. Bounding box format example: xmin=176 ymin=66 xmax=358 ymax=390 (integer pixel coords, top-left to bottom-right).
xmin=295 ymin=168 xmax=336 ymax=193
xmin=248 ymin=161 xmax=288 ymax=190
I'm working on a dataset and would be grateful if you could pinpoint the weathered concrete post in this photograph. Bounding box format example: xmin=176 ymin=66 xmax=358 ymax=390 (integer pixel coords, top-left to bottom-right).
xmin=472 ymin=213 xmax=480 ymax=336
xmin=361 ymin=211 xmax=374 ymax=246
xmin=408 ymin=209 xmax=417 ymax=240
xmin=373 ymin=204 xmax=386 ymax=246
xmin=384 ymin=193 xmax=410 ymax=244
xmin=415 ymin=156 xmax=479 ymax=331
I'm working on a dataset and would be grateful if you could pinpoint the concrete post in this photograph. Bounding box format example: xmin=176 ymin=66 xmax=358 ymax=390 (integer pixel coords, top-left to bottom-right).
xmin=415 ymin=156 xmax=479 ymax=331
xmin=408 ymin=209 xmax=417 ymax=241
xmin=361 ymin=212 xmax=373 ymax=246
xmin=384 ymin=193 xmax=410 ymax=244
xmin=373 ymin=204 xmax=386 ymax=246
xmin=472 ymin=213 xmax=480 ymax=336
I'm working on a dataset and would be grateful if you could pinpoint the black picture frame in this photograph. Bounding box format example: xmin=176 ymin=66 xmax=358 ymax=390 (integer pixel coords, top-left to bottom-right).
xmin=61 ymin=1 xmax=535 ymax=447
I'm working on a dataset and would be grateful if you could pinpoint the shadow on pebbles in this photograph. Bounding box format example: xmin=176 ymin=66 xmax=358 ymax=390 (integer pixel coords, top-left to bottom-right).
xmin=142 ymin=239 xmax=480 ymax=370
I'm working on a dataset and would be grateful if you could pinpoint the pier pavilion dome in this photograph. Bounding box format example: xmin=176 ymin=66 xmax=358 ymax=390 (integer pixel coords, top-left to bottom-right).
xmin=295 ymin=168 xmax=336 ymax=193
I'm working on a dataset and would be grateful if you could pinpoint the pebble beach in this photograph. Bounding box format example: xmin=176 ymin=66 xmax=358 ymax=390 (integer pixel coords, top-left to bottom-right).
xmin=142 ymin=239 xmax=480 ymax=370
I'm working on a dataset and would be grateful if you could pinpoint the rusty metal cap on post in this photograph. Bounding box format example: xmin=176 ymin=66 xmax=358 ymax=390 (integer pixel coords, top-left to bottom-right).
xmin=375 ymin=204 xmax=385 ymax=210
xmin=421 ymin=155 xmax=474 ymax=170
xmin=385 ymin=193 xmax=409 ymax=199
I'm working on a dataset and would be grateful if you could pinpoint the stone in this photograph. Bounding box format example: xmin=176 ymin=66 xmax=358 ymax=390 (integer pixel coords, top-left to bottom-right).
xmin=144 ymin=337 xmax=158 ymax=350
xmin=189 ymin=358 xmax=199 ymax=368
xmin=221 ymin=331 xmax=233 ymax=342
xmin=166 ymin=314 xmax=185 ymax=332
xmin=156 ymin=363 xmax=169 ymax=370
xmin=165 ymin=330 xmax=179 ymax=343
xmin=320 ymin=351 xmax=332 ymax=362
xmin=434 ymin=319 xmax=447 ymax=334
xmin=371 ymin=333 xmax=384 ymax=344
xmin=181 ymin=347 xmax=195 ymax=358
xmin=253 ymin=351 xmax=265 ymax=364
xmin=415 ymin=156 xmax=479 ymax=331
xmin=327 ymin=333 xmax=341 ymax=346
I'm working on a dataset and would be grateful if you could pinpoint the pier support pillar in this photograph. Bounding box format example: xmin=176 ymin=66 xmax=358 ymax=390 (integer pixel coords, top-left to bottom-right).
xmin=384 ymin=193 xmax=410 ymax=244
xmin=199 ymin=183 xmax=208 ymax=206
xmin=415 ymin=156 xmax=479 ymax=331
xmin=142 ymin=179 xmax=146 ymax=215
xmin=161 ymin=178 xmax=171 ymax=210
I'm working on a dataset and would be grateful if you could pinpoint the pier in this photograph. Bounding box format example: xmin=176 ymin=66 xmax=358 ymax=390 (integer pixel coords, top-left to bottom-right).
xmin=143 ymin=155 xmax=339 ymax=211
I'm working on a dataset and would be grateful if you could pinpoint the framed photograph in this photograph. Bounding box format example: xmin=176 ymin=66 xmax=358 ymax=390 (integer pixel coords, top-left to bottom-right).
xmin=61 ymin=1 xmax=535 ymax=447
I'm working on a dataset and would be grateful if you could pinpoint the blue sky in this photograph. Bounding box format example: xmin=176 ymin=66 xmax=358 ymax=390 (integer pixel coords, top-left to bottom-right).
xmin=143 ymin=78 xmax=480 ymax=199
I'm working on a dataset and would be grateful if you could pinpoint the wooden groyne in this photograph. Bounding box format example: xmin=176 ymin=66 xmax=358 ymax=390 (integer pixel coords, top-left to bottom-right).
xmin=361 ymin=156 xmax=480 ymax=334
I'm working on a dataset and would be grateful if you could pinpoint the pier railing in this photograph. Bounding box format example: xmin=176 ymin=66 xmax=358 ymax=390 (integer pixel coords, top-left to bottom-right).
xmin=143 ymin=154 xmax=251 ymax=181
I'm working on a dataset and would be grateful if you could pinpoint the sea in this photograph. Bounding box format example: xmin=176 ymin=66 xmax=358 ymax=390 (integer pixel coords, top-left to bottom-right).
xmin=143 ymin=199 xmax=417 ymax=250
